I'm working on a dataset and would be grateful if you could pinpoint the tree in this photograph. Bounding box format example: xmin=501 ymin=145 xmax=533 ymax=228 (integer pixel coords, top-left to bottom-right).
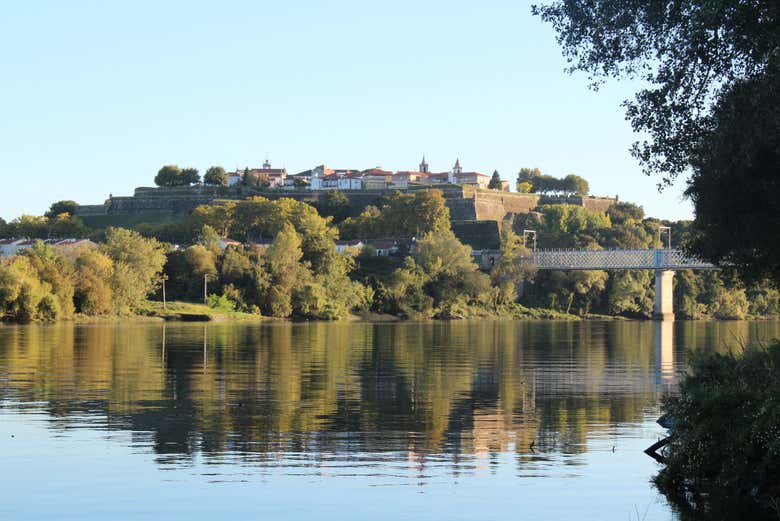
xmin=155 ymin=165 xmax=183 ymax=187
xmin=74 ymin=249 xmax=114 ymax=315
xmin=100 ymin=227 xmax=167 ymax=311
xmin=185 ymin=245 xmax=217 ymax=277
xmin=203 ymin=166 xmax=228 ymax=186
xmin=684 ymin=65 xmax=780 ymax=282
xmin=262 ymin=223 xmax=307 ymax=317
xmin=181 ymin=167 xmax=200 ymax=185
xmin=491 ymin=231 xmax=537 ymax=304
xmin=533 ymin=1 xmax=778 ymax=182
xmin=562 ymin=174 xmax=589 ymax=196
xmin=45 ymin=200 xmax=78 ymax=218
xmin=0 ymin=256 xmax=59 ymax=323
xmin=24 ymin=241 xmax=76 ymax=319
xmin=488 ymin=170 xmax=502 ymax=190
xmin=517 ymin=167 xmax=541 ymax=192
xmin=318 ymin=190 xmax=350 ymax=222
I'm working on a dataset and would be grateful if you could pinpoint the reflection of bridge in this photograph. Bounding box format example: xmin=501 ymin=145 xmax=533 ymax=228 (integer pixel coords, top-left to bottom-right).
xmin=528 ymin=249 xmax=716 ymax=321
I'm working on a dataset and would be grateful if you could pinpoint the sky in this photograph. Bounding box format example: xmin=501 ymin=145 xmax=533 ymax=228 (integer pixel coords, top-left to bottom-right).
xmin=0 ymin=0 xmax=693 ymax=221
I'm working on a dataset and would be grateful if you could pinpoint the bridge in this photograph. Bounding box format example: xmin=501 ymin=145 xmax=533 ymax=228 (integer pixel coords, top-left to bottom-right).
xmin=524 ymin=248 xmax=716 ymax=321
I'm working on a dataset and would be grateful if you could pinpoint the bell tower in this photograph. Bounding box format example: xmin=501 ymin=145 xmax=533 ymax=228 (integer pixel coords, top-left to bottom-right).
xmin=419 ymin=155 xmax=429 ymax=173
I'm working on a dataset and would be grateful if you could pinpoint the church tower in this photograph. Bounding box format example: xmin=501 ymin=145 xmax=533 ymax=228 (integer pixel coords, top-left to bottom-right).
xmin=419 ymin=155 xmax=429 ymax=173
xmin=453 ymin=158 xmax=462 ymax=174
xmin=263 ymin=156 xmax=271 ymax=170
xmin=449 ymin=158 xmax=462 ymax=184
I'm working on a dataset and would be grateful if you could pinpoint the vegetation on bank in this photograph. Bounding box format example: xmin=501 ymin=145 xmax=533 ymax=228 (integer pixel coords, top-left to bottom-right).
xmin=1 ymin=189 xmax=779 ymax=324
xmin=655 ymin=343 xmax=780 ymax=519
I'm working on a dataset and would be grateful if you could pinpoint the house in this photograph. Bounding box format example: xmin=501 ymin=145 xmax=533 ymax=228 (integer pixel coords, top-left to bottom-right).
xmin=365 ymin=239 xmax=399 ymax=256
xmin=218 ymin=238 xmax=242 ymax=250
xmin=284 ymin=171 xmax=311 ymax=189
xmin=335 ymin=239 xmax=364 ymax=253
xmin=0 ymin=238 xmax=96 ymax=257
xmin=233 ymin=159 xmax=288 ymax=188
xmin=337 ymin=172 xmax=363 ymax=190
xmin=449 ymin=159 xmax=490 ymax=189
xmin=360 ymin=168 xmax=393 ymax=190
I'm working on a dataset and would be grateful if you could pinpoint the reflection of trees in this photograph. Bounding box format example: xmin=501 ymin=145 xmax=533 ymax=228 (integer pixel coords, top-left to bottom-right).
xmin=1 ymin=320 xmax=777 ymax=469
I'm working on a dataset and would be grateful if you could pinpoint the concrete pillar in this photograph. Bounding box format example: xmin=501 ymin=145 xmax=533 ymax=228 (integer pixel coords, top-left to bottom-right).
xmin=653 ymin=270 xmax=675 ymax=321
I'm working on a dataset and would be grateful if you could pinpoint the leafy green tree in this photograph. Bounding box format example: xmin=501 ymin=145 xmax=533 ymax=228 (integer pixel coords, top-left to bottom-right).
xmin=23 ymin=241 xmax=76 ymax=319
xmin=184 ymin=245 xmax=217 ymax=277
xmin=74 ymin=249 xmax=114 ymax=315
xmin=491 ymin=231 xmax=537 ymax=305
xmin=488 ymin=170 xmax=502 ymax=190
xmin=607 ymin=270 xmax=654 ymax=317
xmin=190 ymin=201 xmax=236 ymax=238
xmin=8 ymin=215 xmax=49 ymax=238
xmin=181 ymin=167 xmax=200 ymax=185
xmin=197 ymin=224 xmax=222 ymax=255
xmin=45 ymin=200 xmax=78 ymax=218
xmin=0 ymin=256 xmax=56 ymax=322
xmin=48 ymin=213 xmax=88 ymax=238
xmin=154 ymin=165 xmax=183 ymax=187
xmin=100 ymin=227 xmax=167 ymax=312
xmin=516 ymin=167 xmax=541 ymax=192
xmin=399 ymin=229 xmax=490 ymax=317
xmin=562 ymin=174 xmax=589 ymax=196
xmin=318 ymin=190 xmax=350 ymax=222
xmin=684 ymin=64 xmax=780 ymax=282
xmin=203 ymin=166 xmax=228 ymax=186
xmin=607 ymin=202 xmax=644 ymax=225
xmin=339 ymin=205 xmax=382 ymax=239
xmin=533 ymin=1 xmax=778 ymax=182
xmin=262 ymin=223 xmax=307 ymax=317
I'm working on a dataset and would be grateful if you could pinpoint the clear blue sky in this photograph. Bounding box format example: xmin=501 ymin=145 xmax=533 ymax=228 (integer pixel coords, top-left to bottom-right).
xmin=0 ymin=0 xmax=692 ymax=221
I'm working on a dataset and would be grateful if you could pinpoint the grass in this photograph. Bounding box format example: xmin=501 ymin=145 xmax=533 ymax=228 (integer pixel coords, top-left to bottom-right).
xmin=133 ymin=300 xmax=266 ymax=322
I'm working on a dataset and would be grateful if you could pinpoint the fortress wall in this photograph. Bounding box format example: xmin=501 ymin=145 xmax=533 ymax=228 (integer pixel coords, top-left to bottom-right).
xmin=582 ymin=196 xmax=618 ymax=213
xmin=451 ymin=220 xmax=502 ymax=249
xmin=472 ymin=191 xmax=540 ymax=220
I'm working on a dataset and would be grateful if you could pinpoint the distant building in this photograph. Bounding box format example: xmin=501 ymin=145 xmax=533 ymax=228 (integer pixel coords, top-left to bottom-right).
xmin=0 ymin=238 xmax=96 ymax=257
xmin=232 ymin=159 xmax=287 ymax=188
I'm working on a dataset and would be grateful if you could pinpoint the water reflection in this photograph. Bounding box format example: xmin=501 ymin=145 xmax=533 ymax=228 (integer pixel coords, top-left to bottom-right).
xmin=2 ymin=320 xmax=777 ymax=471
xmin=3 ymin=320 xmax=780 ymax=520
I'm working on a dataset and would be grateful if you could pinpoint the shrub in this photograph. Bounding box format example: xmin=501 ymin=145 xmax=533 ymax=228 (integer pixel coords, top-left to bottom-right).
xmin=654 ymin=343 xmax=780 ymax=518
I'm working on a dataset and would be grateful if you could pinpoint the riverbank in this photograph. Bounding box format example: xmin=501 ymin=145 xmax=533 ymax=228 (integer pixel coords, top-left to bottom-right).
xmin=85 ymin=300 xmax=618 ymax=323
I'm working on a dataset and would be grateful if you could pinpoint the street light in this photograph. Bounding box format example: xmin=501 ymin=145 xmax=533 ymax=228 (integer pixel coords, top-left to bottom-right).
xmin=523 ymin=230 xmax=537 ymax=252
xmin=658 ymin=226 xmax=671 ymax=249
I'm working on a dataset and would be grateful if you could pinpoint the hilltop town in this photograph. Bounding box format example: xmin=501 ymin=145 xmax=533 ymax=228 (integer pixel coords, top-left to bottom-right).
xmin=72 ymin=157 xmax=616 ymax=251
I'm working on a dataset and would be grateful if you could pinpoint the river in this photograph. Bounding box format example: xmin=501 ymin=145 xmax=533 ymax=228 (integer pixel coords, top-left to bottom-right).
xmin=0 ymin=320 xmax=777 ymax=520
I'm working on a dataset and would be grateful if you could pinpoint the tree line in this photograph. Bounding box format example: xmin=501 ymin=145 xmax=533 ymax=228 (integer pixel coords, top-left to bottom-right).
xmin=516 ymin=168 xmax=590 ymax=195
xmin=1 ymin=190 xmax=778 ymax=323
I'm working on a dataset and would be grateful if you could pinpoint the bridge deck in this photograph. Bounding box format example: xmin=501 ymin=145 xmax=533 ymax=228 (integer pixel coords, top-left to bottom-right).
xmin=528 ymin=249 xmax=715 ymax=271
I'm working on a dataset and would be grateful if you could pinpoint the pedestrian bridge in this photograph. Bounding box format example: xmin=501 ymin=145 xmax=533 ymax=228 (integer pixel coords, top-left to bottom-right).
xmin=525 ymin=249 xmax=716 ymax=321
xmin=528 ymin=248 xmax=715 ymax=271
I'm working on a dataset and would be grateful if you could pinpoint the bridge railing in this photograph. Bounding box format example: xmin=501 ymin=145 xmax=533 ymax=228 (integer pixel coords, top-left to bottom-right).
xmin=526 ymin=248 xmax=715 ymax=270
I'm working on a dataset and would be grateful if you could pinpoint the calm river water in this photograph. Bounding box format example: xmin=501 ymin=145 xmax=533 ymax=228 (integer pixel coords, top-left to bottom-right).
xmin=1 ymin=320 xmax=778 ymax=520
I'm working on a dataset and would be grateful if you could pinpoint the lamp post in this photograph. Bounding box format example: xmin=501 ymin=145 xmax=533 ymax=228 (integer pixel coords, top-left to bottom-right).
xmin=160 ymin=275 xmax=168 ymax=311
xmin=523 ymin=230 xmax=537 ymax=252
xmin=203 ymin=273 xmax=209 ymax=303
xmin=658 ymin=226 xmax=672 ymax=249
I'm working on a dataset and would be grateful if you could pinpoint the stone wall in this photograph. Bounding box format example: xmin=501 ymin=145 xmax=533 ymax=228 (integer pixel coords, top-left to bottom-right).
xmin=451 ymin=220 xmax=502 ymax=249
xmin=77 ymin=186 xmax=617 ymax=225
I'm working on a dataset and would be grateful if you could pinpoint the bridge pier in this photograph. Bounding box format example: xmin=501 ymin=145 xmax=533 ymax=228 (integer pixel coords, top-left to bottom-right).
xmin=653 ymin=270 xmax=675 ymax=321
